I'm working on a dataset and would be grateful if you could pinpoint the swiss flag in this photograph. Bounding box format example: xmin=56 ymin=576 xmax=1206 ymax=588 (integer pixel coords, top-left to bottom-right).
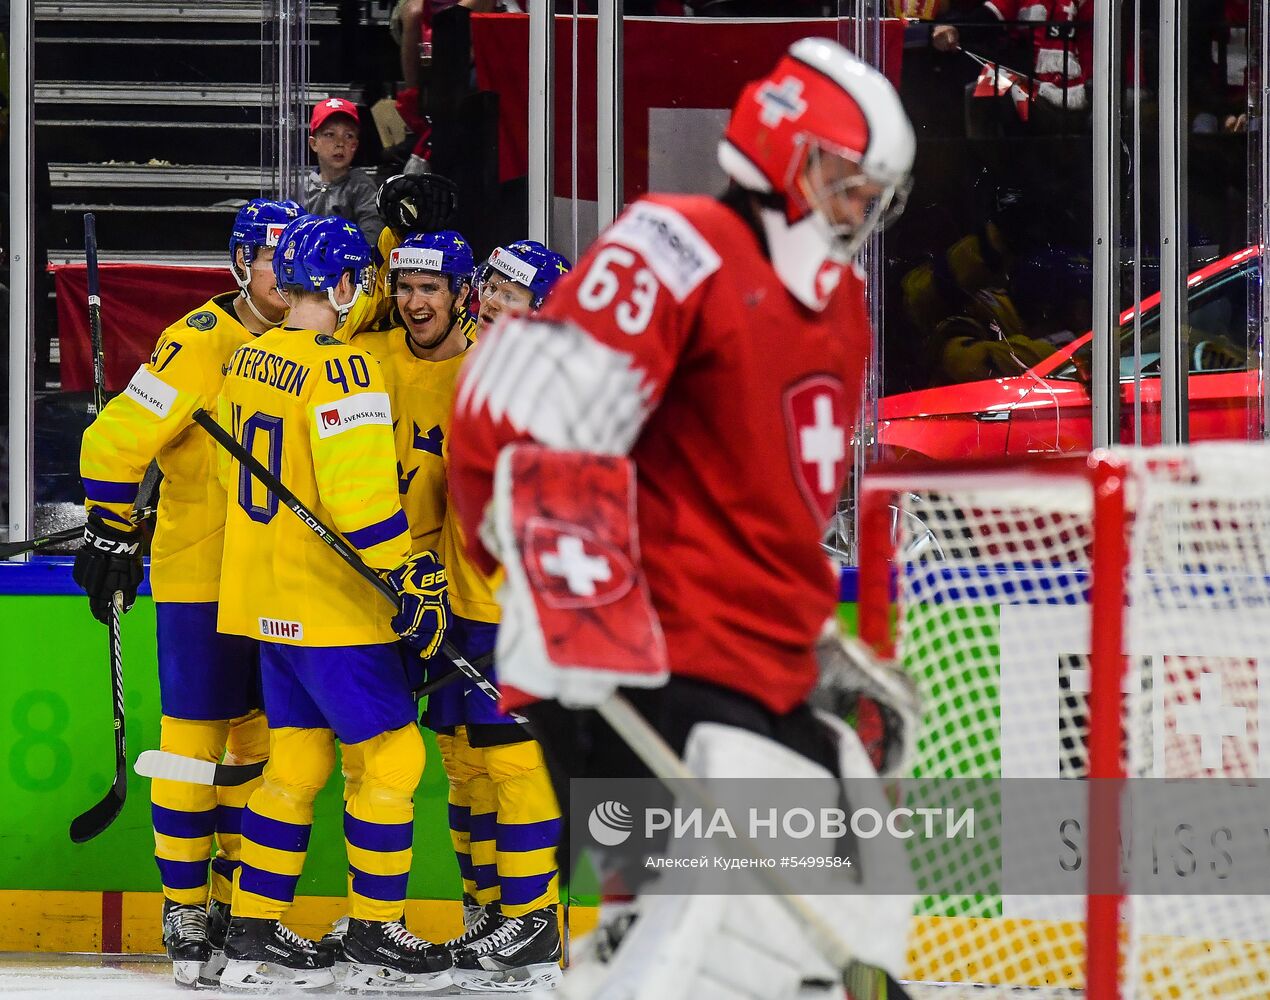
xmin=523 ymin=520 xmax=635 ymax=610
xmin=1156 ymin=657 xmax=1261 ymax=779
xmin=971 ymin=59 xmax=1034 ymax=122
xmin=783 ymin=375 xmax=847 ymax=524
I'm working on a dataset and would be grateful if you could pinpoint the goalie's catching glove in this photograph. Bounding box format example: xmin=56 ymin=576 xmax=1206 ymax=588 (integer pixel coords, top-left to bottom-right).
xmin=383 ymin=550 xmax=449 ymax=657
xmin=72 ymin=511 xmax=144 ymax=624
xmin=376 ymin=173 xmax=459 ymax=235
xmin=811 ymin=621 xmax=922 ymax=778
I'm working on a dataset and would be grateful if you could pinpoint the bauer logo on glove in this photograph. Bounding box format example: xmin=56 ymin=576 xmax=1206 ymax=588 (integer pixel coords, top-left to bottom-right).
xmin=383 ymin=550 xmax=450 ymax=658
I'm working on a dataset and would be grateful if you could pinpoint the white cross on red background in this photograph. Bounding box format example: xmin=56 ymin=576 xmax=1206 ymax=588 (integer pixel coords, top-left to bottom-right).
xmin=799 ymin=394 xmax=844 ymax=494
xmin=541 ymin=535 xmax=612 ymax=597
xmin=756 ymin=77 xmax=808 ymax=128
xmin=1174 ymin=670 xmax=1248 ymax=771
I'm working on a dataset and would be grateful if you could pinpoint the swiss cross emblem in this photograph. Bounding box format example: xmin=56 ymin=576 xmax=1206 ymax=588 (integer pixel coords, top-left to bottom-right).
xmin=757 ymin=77 xmax=808 ymax=127
xmin=783 ymin=375 xmax=847 ymax=523
xmin=524 ymin=519 xmax=635 ymax=609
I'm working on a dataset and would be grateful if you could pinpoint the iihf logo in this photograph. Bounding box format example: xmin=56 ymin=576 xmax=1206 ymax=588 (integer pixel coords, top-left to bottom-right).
xmin=588 ymin=800 xmax=634 ymax=846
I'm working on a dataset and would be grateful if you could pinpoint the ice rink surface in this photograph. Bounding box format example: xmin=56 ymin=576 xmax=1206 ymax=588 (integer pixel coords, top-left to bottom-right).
xmin=0 ymin=954 xmax=540 ymax=998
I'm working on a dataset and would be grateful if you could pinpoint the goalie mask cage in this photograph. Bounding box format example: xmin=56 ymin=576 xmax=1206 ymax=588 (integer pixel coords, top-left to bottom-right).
xmin=856 ymin=445 xmax=1270 ymax=999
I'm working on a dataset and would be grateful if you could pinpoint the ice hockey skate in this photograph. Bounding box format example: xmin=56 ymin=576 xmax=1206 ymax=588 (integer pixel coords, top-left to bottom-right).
xmin=442 ymin=898 xmax=502 ymax=952
xmin=339 ymin=917 xmax=453 ymax=993
xmin=450 ymin=906 xmax=562 ymax=992
xmin=219 ymin=915 xmax=335 ymax=991
xmin=197 ymin=897 xmax=231 ymax=988
xmin=161 ymin=899 xmax=211 ymax=988
xmin=316 ymin=914 xmax=350 ymax=981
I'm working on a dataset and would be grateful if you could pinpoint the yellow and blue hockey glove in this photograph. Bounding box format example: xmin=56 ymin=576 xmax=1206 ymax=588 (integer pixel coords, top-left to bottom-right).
xmin=383 ymin=550 xmax=449 ymax=658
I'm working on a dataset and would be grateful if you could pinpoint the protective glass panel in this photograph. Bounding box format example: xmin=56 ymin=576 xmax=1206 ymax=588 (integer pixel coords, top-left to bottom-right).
xmin=875 ymin=0 xmax=1097 ymax=467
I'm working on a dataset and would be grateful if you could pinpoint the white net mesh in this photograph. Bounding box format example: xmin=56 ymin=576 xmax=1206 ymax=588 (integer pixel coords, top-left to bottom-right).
xmin=864 ymin=445 xmax=1270 ymax=999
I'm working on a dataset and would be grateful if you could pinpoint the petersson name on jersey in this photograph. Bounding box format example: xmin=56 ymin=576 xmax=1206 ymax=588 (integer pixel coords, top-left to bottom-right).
xmin=225 ymin=345 xmax=312 ymax=397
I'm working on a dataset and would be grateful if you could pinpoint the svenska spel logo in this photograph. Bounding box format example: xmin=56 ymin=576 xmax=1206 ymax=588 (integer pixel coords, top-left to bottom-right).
xmin=588 ymin=800 xmax=634 ymax=847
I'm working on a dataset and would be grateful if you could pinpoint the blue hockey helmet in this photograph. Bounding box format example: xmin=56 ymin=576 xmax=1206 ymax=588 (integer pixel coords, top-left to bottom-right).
xmin=230 ymin=198 xmax=304 ymax=271
xmin=230 ymin=198 xmax=304 ymax=324
xmin=388 ymin=230 xmax=475 ymax=296
xmin=273 ymin=215 xmax=374 ymax=317
xmin=477 ymin=240 xmax=571 ymax=310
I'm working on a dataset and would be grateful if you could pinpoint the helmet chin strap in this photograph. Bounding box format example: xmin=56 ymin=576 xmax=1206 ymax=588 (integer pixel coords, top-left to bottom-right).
xmin=233 ymin=256 xmax=280 ymax=329
xmin=328 ymin=283 xmax=363 ymax=325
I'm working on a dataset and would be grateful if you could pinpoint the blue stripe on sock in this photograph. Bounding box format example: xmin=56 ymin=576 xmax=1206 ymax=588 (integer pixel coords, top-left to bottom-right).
xmin=216 ymin=804 xmax=244 ymax=837
xmin=348 ymin=865 xmax=409 ymax=903
xmin=471 ymin=863 xmax=498 ymax=892
xmin=241 ymin=810 xmax=311 ymax=853
xmin=156 ymin=857 xmax=211 ymax=891
xmin=238 ymin=865 xmax=300 ymax=904
xmin=499 ymin=873 xmax=552 ymax=907
xmin=211 ymin=856 xmax=238 ymax=880
xmin=344 ymin=812 xmax=414 ymax=854
xmin=469 ymin=811 xmax=497 ymax=844
xmin=448 ymin=803 xmax=471 ymax=834
xmin=496 ymin=817 xmax=562 ymax=854
xmin=152 ymin=803 xmax=217 ymax=840
xmin=456 ymin=852 xmax=475 ymax=881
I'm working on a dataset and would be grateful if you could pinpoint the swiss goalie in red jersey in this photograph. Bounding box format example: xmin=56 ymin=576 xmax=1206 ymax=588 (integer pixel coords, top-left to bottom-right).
xmin=449 ymin=38 xmax=922 ymax=997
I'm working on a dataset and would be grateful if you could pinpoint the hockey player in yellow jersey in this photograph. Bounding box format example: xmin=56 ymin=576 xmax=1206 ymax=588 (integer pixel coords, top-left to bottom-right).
xmin=215 ymin=215 xmax=453 ymax=993
xmin=73 ymin=198 xmax=299 ymax=988
xmin=434 ymin=240 xmax=573 ymax=992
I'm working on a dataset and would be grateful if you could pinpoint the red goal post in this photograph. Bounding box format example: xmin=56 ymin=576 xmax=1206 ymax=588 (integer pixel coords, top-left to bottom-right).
xmin=856 ymin=447 xmax=1270 ymax=999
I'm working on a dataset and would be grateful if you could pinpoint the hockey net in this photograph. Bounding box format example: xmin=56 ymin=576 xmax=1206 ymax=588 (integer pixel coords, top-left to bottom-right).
xmin=856 ymin=445 xmax=1270 ymax=1000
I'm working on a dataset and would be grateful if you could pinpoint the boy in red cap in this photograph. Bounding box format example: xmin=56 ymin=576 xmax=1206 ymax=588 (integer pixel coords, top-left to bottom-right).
xmin=304 ymin=97 xmax=381 ymax=244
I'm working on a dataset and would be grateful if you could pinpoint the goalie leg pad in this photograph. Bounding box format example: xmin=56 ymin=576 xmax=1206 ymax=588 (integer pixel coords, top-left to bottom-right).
xmin=682 ymin=720 xmax=915 ymax=980
xmin=490 ymin=444 xmax=669 ymax=709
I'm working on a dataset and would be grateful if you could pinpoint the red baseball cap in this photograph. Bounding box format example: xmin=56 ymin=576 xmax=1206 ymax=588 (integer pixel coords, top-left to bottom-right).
xmin=310 ymin=97 xmax=360 ymax=134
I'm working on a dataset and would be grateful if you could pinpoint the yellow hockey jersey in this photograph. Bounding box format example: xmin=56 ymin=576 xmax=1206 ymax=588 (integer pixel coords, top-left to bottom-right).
xmin=80 ymin=291 xmax=252 ymax=603
xmin=216 ymin=327 xmax=411 ymax=646
xmin=350 ymin=326 xmax=468 ymax=555
xmin=439 ymin=507 xmax=503 ymax=624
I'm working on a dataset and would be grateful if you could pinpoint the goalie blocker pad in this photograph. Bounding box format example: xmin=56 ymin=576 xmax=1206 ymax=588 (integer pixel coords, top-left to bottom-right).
xmin=491 ymin=444 xmax=669 ymax=709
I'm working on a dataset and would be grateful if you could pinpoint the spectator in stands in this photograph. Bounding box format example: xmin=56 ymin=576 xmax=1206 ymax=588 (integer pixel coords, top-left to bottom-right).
xmin=932 ymin=0 xmax=1093 ymax=133
xmin=304 ymin=97 xmax=381 ymax=245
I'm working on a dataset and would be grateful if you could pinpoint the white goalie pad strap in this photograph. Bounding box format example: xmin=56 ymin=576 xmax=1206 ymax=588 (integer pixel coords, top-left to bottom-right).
xmin=491 ymin=443 xmax=670 ymax=709
xmin=682 ymin=720 xmax=914 ymax=979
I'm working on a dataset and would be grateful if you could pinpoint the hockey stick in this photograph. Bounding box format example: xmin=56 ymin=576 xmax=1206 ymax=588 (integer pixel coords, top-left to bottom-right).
xmin=0 ymin=505 xmax=158 ymax=560
xmin=70 ymin=213 xmax=131 ymax=844
xmin=134 ymin=750 xmax=266 ymax=786
xmin=190 ymin=408 xmax=508 ymax=710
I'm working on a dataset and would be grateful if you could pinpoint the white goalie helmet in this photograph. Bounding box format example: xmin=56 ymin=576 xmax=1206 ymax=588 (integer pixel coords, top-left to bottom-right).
xmin=718 ymin=37 xmax=916 ymax=310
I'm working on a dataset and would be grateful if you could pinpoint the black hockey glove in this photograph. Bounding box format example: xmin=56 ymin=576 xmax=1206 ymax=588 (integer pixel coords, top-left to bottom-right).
xmin=72 ymin=512 xmax=144 ymax=624
xmin=377 ymin=173 xmax=459 ymax=235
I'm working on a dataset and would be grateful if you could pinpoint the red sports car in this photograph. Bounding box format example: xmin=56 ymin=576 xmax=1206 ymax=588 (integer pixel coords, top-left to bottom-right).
xmin=879 ymin=246 xmax=1263 ymax=459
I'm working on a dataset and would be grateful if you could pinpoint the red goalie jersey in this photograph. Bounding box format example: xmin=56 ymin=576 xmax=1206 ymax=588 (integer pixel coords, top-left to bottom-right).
xmin=448 ymin=193 xmax=870 ymax=715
